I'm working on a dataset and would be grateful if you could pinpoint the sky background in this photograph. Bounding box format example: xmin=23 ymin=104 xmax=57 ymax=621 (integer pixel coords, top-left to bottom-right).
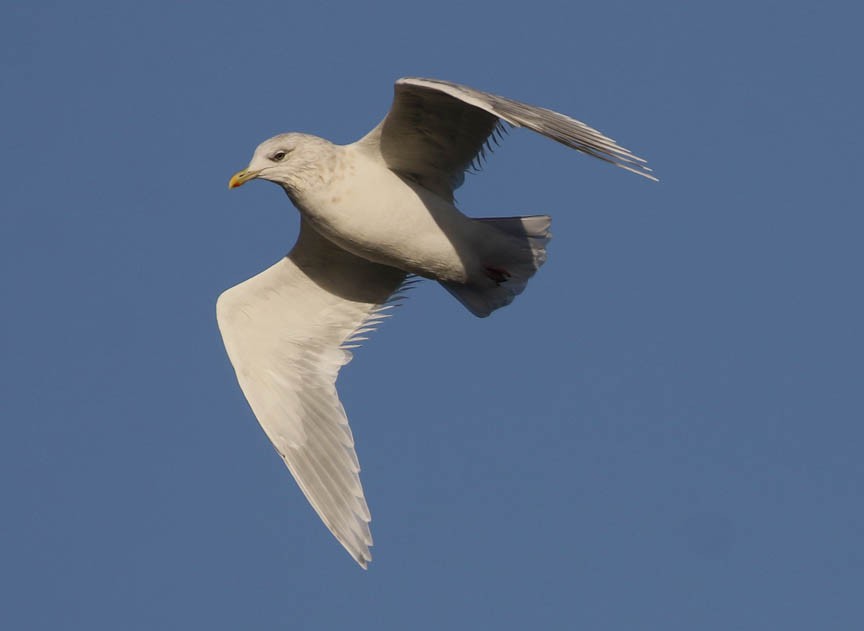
xmin=2 ymin=1 xmax=862 ymax=629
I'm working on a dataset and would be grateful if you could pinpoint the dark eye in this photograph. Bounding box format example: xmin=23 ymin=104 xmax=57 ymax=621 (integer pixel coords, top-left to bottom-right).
xmin=270 ymin=150 xmax=289 ymax=162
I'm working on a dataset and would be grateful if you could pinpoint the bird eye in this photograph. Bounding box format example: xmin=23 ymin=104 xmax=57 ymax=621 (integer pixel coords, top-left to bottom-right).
xmin=270 ymin=150 xmax=289 ymax=162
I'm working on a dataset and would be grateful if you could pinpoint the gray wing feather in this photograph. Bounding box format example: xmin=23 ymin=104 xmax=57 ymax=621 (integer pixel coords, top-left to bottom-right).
xmin=358 ymin=76 xmax=656 ymax=199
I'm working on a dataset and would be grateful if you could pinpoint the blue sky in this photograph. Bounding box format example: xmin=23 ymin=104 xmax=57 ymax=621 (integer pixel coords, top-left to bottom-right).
xmin=2 ymin=1 xmax=862 ymax=629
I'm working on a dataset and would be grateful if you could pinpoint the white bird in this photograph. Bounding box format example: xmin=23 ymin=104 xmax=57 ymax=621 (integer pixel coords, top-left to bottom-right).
xmin=219 ymin=77 xmax=655 ymax=568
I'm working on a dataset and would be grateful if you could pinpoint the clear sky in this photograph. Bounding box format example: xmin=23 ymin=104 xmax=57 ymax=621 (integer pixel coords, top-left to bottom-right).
xmin=2 ymin=1 xmax=862 ymax=629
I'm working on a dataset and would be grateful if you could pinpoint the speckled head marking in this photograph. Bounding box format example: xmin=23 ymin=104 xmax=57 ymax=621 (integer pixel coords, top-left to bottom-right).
xmin=228 ymin=133 xmax=342 ymax=194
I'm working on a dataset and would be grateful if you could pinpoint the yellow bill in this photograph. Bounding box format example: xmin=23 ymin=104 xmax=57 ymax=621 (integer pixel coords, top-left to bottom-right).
xmin=228 ymin=169 xmax=260 ymax=189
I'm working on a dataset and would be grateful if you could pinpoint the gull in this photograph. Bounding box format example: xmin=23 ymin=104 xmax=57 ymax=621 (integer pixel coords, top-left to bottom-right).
xmin=219 ymin=77 xmax=655 ymax=568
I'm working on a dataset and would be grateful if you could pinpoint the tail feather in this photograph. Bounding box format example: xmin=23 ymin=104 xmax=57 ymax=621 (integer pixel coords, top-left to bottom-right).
xmin=441 ymin=215 xmax=551 ymax=318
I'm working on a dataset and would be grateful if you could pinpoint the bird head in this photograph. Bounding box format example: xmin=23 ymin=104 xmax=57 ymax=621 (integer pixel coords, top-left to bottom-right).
xmin=228 ymin=133 xmax=336 ymax=192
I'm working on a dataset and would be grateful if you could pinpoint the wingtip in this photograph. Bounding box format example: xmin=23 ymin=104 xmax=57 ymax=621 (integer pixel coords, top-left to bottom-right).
xmin=354 ymin=551 xmax=372 ymax=570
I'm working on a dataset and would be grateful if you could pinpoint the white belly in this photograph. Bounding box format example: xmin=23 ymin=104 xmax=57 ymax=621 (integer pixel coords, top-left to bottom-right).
xmin=292 ymin=148 xmax=483 ymax=282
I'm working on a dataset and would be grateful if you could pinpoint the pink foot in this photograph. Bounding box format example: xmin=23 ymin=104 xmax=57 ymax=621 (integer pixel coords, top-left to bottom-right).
xmin=484 ymin=266 xmax=512 ymax=284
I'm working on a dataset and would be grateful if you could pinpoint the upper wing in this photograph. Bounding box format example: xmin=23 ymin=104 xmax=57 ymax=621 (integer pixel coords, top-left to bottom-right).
xmin=216 ymin=220 xmax=407 ymax=568
xmin=357 ymin=77 xmax=656 ymax=200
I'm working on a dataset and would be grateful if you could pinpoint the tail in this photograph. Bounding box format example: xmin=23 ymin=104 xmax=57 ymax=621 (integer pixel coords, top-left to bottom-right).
xmin=441 ymin=215 xmax=551 ymax=317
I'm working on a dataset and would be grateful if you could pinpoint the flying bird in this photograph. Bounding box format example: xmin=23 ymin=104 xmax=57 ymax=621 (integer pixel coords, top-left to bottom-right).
xmin=219 ymin=77 xmax=655 ymax=568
